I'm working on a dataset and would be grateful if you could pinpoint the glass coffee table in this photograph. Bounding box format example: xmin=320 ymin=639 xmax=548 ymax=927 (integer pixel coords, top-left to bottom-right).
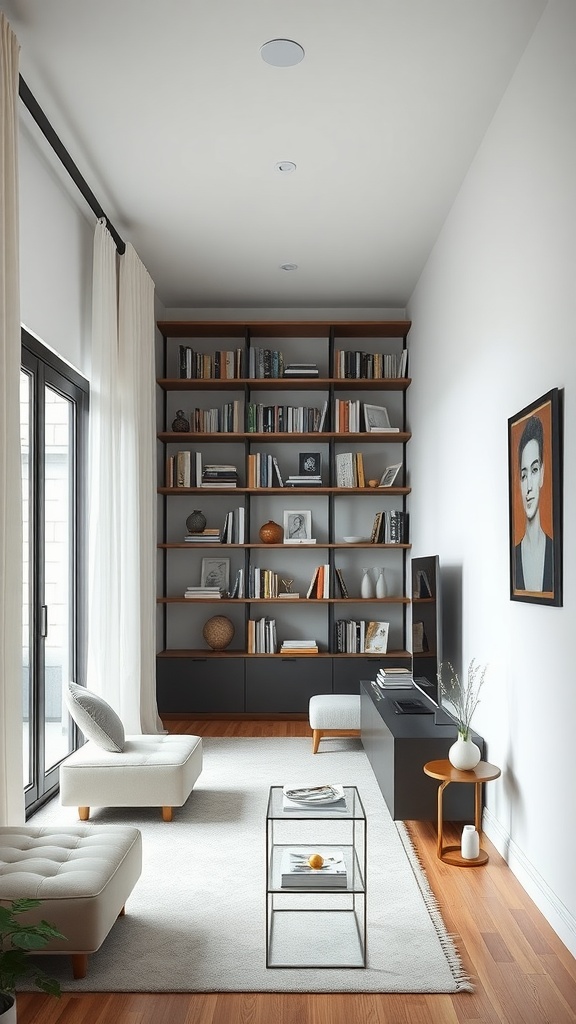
xmin=265 ymin=785 xmax=367 ymax=968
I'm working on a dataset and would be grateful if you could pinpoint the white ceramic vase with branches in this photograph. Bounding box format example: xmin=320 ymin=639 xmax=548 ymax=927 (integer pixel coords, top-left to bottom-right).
xmin=437 ymin=659 xmax=486 ymax=770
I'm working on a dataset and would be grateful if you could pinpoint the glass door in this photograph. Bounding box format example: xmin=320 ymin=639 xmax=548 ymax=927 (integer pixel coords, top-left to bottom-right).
xmin=21 ymin=333 xmax=88 ymax=814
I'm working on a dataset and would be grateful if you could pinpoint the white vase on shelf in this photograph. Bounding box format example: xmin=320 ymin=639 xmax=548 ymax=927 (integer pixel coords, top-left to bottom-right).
xmin=448 ymin=732 xmax=481 ymax=770
xmin=360 ymin=568 xmax=375 ymax=599
xmin=375 ymin=568 xmax=387 ymax=598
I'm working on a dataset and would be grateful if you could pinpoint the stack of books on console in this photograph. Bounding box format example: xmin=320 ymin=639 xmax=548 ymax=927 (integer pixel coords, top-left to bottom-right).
xmin=376 ymin=667 xmax=414 ymax=689
xmin=280 ymin=849 xmax=347 ymax=888
xmin=183 ymin=586 xmax=222 ymax=599
xmin=279 ymin=639 xmax=318 ymax=655
xmin=283 ymin=363 xmax=319 ymax=378
xmin=183 ymin=529 xmax=221 ymax=543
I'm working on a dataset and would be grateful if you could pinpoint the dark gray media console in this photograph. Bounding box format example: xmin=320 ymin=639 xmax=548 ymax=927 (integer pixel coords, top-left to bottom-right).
xmin=360 ymin=679 xmax=484 ymax=821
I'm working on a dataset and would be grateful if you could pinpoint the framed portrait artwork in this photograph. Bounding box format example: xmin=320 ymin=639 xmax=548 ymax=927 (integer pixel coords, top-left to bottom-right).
xmin=508 ymin=388 xmax=562 ymax=606
xmin=283 ymin=509 xmax=312 ymax=543
xmin=200 ymin=557 xmax=230 ymax=592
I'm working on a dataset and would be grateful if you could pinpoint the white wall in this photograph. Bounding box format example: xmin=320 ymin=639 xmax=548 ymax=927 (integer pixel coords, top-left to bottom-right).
xmin=407 ymin=0 xmax=576 ymax=955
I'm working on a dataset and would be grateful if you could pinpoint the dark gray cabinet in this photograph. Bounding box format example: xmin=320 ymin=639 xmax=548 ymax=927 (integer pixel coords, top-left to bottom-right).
xmin=156 ymin=657 xmax=245 ymax=714
xmin=360 ymin=679 xmax=484 ymax=821
xmin=245 ymin=658 xmax=332 ymax=713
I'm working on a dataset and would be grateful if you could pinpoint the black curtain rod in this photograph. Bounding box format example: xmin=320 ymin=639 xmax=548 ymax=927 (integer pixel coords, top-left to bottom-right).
xmin=19 ymin=75 xmax=126 ymax=255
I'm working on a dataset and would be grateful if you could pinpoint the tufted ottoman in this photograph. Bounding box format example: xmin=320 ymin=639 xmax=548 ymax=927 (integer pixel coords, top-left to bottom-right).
xmin=60 ymin=734 xmax=203 ymax=822
xmin=0 ymin=825 xmax=141 ymax=978
xmin=309 ymin=693 xmax=361 ymax=753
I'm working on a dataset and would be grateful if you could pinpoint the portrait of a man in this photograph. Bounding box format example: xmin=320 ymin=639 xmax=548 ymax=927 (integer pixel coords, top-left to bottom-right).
xmin=508 ymin=389 xmax=562 ymax=606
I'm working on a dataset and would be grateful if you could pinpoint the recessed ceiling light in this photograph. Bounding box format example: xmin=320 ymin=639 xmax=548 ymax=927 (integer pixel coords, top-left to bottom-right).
xmin=280 ymin=263 xmax=298 ymax=272
xmin=260 ymin=39 xmax=305 ymax=67
xmin=275 ymin=161 xmax=297 ymax=174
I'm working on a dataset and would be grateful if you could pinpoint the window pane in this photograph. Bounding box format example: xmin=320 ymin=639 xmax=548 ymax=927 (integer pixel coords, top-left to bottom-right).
xmin=20 ymin=369 xmax=32 ymax=788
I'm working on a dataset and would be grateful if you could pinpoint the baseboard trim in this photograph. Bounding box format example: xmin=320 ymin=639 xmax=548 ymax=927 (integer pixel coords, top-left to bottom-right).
xmin=483 ymin=807 xmax=576 ymax=959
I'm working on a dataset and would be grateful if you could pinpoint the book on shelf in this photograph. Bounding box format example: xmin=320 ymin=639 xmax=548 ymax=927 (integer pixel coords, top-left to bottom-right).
xmin=412 ymin=621 xmax=428 ymax=653
xmin=283 ymin=364 xmax=319 ymax=377
xmin=280 ymin=639 xmax=318 ymax=653
xmin=376 ymin=668 xmax=413 ymax=689
xmin=333 ymin=349 xmax=407 ymax=380
xmin=335 ymin=567 xmax=349 ymax=598
xmin=183 ymin=530 xmax=222 ymax=542
xmin=369 ymin=510 xmax=409 ymax=544
xmin=285 ymin=475 xmax=322 ymax=487
xmin=175 ymin=451 xmax=191 ymax=488
xmin=335 ymin=452 xmax=355 ymax=488
xmin=365 ymin=621 xmax=390 ymax=653
xmin=415 ymin=568 xmax=432 ymax=598
xmin=165 ymin=455 xmax=174 ymax=487
xmin=184 ymin=587 xmax=222 ymax=599
xmin=280 ymin=849 xmax=347 ymax=887
xmin=278 ymin=592 xmax=300 ymax=599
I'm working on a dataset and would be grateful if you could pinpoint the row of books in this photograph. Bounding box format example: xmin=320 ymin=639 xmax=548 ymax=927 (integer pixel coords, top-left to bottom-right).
xmin=246 ymin=401 xmax=327 ymax=434
xmin=370 ymin=510 xmax=409 ymax=544
xmin=187 ymin=401 xmax=242 ymax=433
xmin=247 ymin=616 xmax=277 ymax=654
xmin=178 ymin=346 xmax=245 ymax=379
xmin=333 ymin=349 xmax=408 ymax=380
xmin=247 ymin=567 xmax=281 ymax=599
xmin=334 ymin=619 xmax=390 ymax=654
xmin=335 ymin=451 xmax=366 ymax=487
xmin=246 ymin=453 xmax=284 ymax=488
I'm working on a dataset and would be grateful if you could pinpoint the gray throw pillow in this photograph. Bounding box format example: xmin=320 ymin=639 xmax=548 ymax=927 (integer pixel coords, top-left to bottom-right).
xmin=65 ymin=681 xmax=125 ymax=752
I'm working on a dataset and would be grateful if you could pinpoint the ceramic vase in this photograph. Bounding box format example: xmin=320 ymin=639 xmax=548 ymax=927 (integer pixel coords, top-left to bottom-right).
xmin=259 ymin=520 xmax=283 ymax=544
xmin=461 ymin=824 xmax=480 ymax=860
xmin=186 ymin=510 xmax=207 ymax=534
xmin=448 ymin=733 xmax=481 ymax=770
xmin=375 ymin=568 xmax=387 ymax=598
xmin=0 ymin=996 xmax=17 ymax=1024
xmin=360 ymin=568 xmax=375 ymax=599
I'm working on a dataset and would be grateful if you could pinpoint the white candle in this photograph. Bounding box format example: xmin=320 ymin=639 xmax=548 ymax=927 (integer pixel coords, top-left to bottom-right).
xmin=461 ymin=824 xmax=480 ymax=859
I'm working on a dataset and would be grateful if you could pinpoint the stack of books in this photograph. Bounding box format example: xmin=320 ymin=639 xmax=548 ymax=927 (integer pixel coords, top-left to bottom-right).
xmin=183 ymin=586 xmax=222 ymax=599
xmin=376 ymin=667 xmax=414 ymax=689
xmin=279 ymin=639 xmax=318 ymax=654
xmin=285 ymin=474 xmax=322 ymax=487
xmin=200 ymin=463 xmax=238 ymax=488
xmin=183 ymin=529 xmax=221 ymax=543
xmin=280 ymin=849 xmax=347 ymax=888
xmin=283 ymin=363 xmax=319 ymax=378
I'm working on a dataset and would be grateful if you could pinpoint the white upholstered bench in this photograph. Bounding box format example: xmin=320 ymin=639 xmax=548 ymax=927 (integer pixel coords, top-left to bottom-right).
xmin=0 ymin=825 xmax=141 ymax=978
xmin=308 ymin=693 xmax=361 ymax=753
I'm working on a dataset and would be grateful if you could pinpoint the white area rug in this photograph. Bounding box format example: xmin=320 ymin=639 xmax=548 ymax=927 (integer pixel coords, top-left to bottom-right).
xmin=30 ymin=737 xmax=471 ymax=993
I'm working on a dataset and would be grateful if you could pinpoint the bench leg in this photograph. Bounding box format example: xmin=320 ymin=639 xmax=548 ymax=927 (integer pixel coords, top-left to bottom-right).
xmin=78 ymin=806 xmax=90 ymax=821
xmin=71 ymin=953 xmax=88 ymax=979
xmin=312 ymin=729 xmax=322 ymax=754
xmin=162 ymin=806 xmax=173 ymax=822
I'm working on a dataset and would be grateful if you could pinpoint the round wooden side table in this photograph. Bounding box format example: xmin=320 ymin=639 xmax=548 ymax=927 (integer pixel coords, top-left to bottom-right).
xmin=423 ymin=758 xmax=501 ymax=866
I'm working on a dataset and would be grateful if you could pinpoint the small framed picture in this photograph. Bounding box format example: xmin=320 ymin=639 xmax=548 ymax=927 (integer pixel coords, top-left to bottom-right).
xmin=365 ymin=621 xmax=390 ymax=654
xmin=283 ymin=509 xmax=312 ymax=542
xmin=200 ymin=557 xmax=230 ymax=591
xmin=298 ymin=452 xmax=321 ymax=476
xmin=379 ymin=462 xmax=402 ymax=487
xmin=363 ymin=403 xmax=391 ymax=431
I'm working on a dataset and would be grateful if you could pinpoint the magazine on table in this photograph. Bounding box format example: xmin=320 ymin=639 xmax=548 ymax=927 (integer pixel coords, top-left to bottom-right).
xmin=280 ymin=849 xmax=347 ymax=887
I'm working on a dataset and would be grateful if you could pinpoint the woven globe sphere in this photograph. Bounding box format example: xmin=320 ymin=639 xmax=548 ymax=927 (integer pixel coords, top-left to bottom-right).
xmin=259 ymin=520 xmax=283 ymax=544
xmin=202 ymin=615 xmax=235 ymax=651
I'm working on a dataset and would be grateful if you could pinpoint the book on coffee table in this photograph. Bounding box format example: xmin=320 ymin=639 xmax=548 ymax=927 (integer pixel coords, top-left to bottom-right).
xmin=280 ymin=849 xmax=347 ymax=887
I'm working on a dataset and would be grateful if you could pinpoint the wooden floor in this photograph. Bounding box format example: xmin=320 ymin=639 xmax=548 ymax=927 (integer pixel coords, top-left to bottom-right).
xmin=18 ymin=718 xmax=576 ymax=1024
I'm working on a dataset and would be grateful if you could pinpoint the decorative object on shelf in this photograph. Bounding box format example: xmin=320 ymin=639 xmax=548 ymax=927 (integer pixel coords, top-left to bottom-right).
xmin=202 ymin=615 xmax=235 ymax=650
xmin=368 ymin=479 xmax=379 ymax=488
xmin=298 ymin=452 xmax=321 ymax=476
xmin=379 ymin=462 xmax=402 ymax=487
xmin=375 ymin=567 xmax=387 ymax=598
xmin=281 ymin=578 xmax=294 ymax=594
xmin=171 ymin=409 xmax=190 ymax=432
xmin=360 ymin=568 xmax=375 ymax=599
xmin=438 ymin=659 xmax=486 ymax=770
xmin=200 ymin=557 xmax=230 ymax=592
xmin=259 ymin=520 xmax=283 ymax=544
xmin=186 ymin=510 xmax=207 ymax=534
xmin=461 ymin=825 xmax=480 ymax=860
xmin=0 ymin=897 xmax=65 ymax=1022
xmin=283 ymin=509 xmax=312 ymax=543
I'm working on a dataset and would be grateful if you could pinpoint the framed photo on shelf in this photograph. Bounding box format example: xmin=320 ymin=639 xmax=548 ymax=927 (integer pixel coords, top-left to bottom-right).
xmin=298 ymin=452 xmax=321 ymax=476
xmin=363 ymin=403 xmax=391 ymax=431
xmin=508 ymin=388 xmax=562 ymax=606
xmin=379 ymin=462 xmax=402 ymax=487
xmin=283 ymin=509 xmax=312 ymax=543
xmin=365 ymin=621 xmax=390 ymax=654
xmin=200 ymin=557 xmax=230 ymax=592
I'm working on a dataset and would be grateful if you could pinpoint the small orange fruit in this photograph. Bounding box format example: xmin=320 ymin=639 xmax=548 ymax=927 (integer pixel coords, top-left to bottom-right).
xmin=308 ymin=853 xmax=324 ymax=869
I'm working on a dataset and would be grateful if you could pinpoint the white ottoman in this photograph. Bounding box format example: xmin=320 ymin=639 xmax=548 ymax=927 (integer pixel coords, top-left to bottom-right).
xmin=60 ymin=734 xmax=203 ymax=822
xmin=309 ymin=694 xmax=361 ymax=753
xmin=0 ymin=825 xmax=141 ymax=978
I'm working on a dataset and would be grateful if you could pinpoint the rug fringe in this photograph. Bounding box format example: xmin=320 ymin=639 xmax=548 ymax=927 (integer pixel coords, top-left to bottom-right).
xmin=395 ymin=822 xmax=475 ymax=993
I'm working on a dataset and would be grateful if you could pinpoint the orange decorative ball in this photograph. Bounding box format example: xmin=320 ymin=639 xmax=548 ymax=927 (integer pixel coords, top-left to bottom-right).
xmin=259 ymin=520 xmax=283 ymax=544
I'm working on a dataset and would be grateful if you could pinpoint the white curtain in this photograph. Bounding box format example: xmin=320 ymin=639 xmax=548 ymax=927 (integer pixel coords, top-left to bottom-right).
xmin=87 ymin=221 xmax=162 ymax=734
xmin=0 ymin=13 xmax=24 ymax=824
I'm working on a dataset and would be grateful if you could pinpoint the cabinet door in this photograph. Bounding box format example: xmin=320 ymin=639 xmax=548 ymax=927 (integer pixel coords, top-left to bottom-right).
xmin=156 ymin=657 xmax=245 ymax=713
xmin=245 ymin=658 xmax=332 ymax=713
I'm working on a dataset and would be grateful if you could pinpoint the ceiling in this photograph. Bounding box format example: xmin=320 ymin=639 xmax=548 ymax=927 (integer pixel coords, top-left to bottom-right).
xmin=4 ymin=0 xmax=546 ymax=310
